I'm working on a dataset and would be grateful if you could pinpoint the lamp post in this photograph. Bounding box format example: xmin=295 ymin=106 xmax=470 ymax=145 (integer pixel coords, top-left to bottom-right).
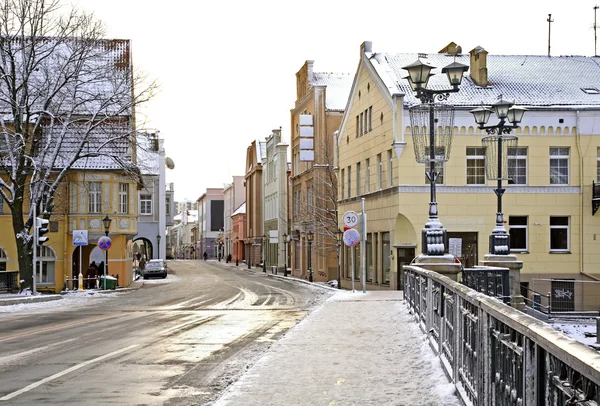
xmin=471 ymin=98 xmax=526 ymax=255
xmin=283 ymin=233 xmax=289 ymax=277
xmin=156 ymin=234 xmax=161 ymax=259
xmin=403 ymin=58 xmax=468 ymax=256
xmin=263 ymin=234 xmax=267 ymax=273
xmin=335 ymin=229 xmax=343 ymax=289
xmin=235 ymin=237 xmax=239 ymax=266
xmin=102 ymin=215 xmax=112 ymax=290
xmin=248 ymin=239 xmax=251 ymax=270
xmin=306 ymin=231 xmax=314 ymax=282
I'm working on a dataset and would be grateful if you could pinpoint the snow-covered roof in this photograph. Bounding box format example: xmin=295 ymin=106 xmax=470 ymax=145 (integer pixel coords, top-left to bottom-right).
xmin=312 ymin=72 xmax=353 ymax=111
xmin=232 ymin=202 xmax=246 ymax=216
xmin=136 ymin=133 xmax=160 ymax=175
xmin=367 ymin=51 xmax=600 ymax=107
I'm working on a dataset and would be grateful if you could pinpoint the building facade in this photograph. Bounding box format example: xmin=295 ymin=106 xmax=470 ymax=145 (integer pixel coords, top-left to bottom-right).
xmin=245 ymin=140 xmax=266 ymax=267
xmin=223 ymin=176 xmax=245 ymax=260
xmin=336 ymin=41 xmax=600 ymax=305
xmin=196 ymin=189 xmax=225 ymax=259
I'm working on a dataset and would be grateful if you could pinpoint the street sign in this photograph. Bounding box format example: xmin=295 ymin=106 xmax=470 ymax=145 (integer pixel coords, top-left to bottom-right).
xmin=73 ymin=230 xmax=88 ymax=246
xmin=97 ymin=236 xmax=112 ymax=251
xmin=343 ymin=211 xmax=359 ymax=229
xmin=343 ymin=228 xmax=361 ymax=247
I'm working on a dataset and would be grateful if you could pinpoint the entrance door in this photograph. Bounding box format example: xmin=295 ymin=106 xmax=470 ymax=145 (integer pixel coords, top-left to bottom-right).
xmin=396 ymin=247 xmax=415 ymax=290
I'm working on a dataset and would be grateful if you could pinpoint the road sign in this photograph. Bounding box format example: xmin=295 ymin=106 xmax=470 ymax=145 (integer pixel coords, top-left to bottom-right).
xmin=343 ymin=211 xmax=359 ymax=229
xmin=73 ymin=230 xmax=88 ymax=246
xmin=97 ymin=236 xmax=112 ymax=251
xmin=343 ymin=228 xmax=361 ymax=247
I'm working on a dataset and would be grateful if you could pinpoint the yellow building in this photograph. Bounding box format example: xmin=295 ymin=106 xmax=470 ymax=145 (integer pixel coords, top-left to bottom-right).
xmin=336 ymin=41 xmax=600 ymax=307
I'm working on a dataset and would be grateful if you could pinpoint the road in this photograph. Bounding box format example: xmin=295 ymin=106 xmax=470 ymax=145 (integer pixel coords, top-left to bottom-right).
xmin=0 ymin=260 xmax=334 ymax=405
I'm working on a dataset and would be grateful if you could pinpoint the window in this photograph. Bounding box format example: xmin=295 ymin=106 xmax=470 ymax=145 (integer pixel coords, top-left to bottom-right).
xmin=377 ymin=153 xmax=382 ymax=190
xmin=382 ymin=232 xmax=390 ymax=284
xmin=366 ymin=233 xmax=373 ymax=281
xmin=550 ymin=216 xmax=569 ymax=252
xmin=368 ymin=106 xmax=372 ymax=132
xmin=388 ymin=150 xmax=393 ymax=187
xmin=466 ymin=147 xmax=486 ymax=185
xmin=360 ymin=113 xmax=364 ymax=136
xmin=347 ymin=166 xmax=352 ymax=198
xmin=550 ymin=147 xmax=569 ymax=185
xmin=37 ymin=246 xmax=56 ymax=284
xmin=140 ymin=194 xmax=152 ymax=215
xmin=165 ymin=197 xmax=170 ymax=215
xmin=508 ymin=147 xmax=528 ymax=185
xmin=509 ymin=216 xmax=528 ymax=252
xmin=88 ymin=182 xmax=102 ymax=213
xmin=355 ymin=116 xmax=359 ymax=138
xmin=356 ymin=162 xmax=361 ymax=195
xmin=364 ymin=109 xmax=368 ymax=134
xmin=119 ymin=183 xmax=128 ymax=214
xmin=341 ymin=169 xmax=345 ymax=199
xmin=365 ymin=158 xmax=370 ymax=193
xmin=597 ymin=147 xmax=600 ymax=181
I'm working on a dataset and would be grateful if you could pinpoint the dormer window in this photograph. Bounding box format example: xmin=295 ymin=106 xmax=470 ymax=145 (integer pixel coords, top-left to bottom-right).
xmin=581 ymin=87 xmax=600 ymax=94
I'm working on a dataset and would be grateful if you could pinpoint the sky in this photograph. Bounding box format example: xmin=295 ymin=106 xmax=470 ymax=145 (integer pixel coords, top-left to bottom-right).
xmin=66 ymin=0 xmax=600 ymax=203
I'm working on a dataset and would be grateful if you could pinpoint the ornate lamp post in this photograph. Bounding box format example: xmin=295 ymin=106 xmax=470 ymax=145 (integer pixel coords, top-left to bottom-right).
xmin=283 ymin=233 xmax=289 ymax=277
xmin=102 ymin=215 xmax=112 ymax=290
xmin=335 ymin=229 xmax=343 ymax=289
xmin=156 ymin=234 xmax=161 ymax=259
xmin=471 ymin=98 xmax=526 ymax=255
xmin=403 ymin=58 xmax=468 ymax=256
xmin=306 ymin=231 xmax=314 ymax=282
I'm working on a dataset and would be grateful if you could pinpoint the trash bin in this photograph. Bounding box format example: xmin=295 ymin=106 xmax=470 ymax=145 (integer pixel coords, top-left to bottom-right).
xmin=100 ymin=276 xmax=117 ymax=290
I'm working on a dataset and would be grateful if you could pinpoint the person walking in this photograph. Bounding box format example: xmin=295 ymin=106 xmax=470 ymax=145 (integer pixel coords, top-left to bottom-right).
xmin=203 ymin=251 xmax=208 ymax=261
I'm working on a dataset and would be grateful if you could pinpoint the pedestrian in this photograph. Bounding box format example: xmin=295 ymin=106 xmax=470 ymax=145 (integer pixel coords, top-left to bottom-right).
xmin=86 ymin=262 xmax=98 ymax=289
xmin=139 ymin=256 xmax=146 ymax=271
xmin=203 ymin=251 xmax=208 ymax=261
xmin=227 ymin=253 xmax=232 ymax=263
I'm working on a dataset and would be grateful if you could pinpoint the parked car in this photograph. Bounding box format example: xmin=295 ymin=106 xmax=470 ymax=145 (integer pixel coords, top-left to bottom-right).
xmin=143 ymin=259 xmax=167 ymax=279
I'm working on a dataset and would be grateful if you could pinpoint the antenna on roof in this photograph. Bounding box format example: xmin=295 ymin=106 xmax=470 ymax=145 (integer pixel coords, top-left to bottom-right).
xmin=594 ymin=5 xmax=599 ymax=56
xmin=547 ymin=13 xmax=554 ymax=56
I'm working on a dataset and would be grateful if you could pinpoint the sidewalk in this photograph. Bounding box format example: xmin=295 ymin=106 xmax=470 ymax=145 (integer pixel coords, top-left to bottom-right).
xmin=213 ymin=289 xmax=461 ymax=406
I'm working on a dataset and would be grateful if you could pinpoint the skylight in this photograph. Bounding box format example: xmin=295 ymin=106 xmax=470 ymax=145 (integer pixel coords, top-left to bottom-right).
xmin=581 ymin=87 xmax=600 ymax=94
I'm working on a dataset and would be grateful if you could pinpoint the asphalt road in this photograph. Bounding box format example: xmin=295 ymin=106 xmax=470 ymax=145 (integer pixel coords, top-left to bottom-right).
xmin=0 ymin=260 xmax=334 ymax=405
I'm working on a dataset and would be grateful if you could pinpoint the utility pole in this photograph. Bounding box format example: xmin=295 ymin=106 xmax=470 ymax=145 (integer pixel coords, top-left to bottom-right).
xmin=594 ymin=5 xmax=599 ymax=56
xmin=547 ymin=13 xmax=554 ymax=57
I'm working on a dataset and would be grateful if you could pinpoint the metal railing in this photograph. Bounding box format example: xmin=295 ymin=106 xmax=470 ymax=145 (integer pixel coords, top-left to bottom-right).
xmin=462 ymin=267 xmax=510 ymax=304
xmin=404 ymin=265 xmax=600 ymax=406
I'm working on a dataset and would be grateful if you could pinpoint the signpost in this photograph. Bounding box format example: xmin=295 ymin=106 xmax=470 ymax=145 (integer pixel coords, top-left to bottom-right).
xmin=343 ymin=211 xmax=360 ymax=292
xmin=73 ymin=230 xmax=88 ymax=292
xmin=97 ymin=236 xmax=112 ymax=290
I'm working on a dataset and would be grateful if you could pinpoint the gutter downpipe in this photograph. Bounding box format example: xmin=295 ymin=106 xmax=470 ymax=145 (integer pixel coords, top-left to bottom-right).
xmin=576 ymin=109 xmax=600 ymax=281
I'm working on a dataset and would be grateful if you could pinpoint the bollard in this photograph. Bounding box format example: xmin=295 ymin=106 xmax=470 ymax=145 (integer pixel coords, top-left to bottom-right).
xmin=65 ymin=275 xmax=69 ymax=291
xmin=78 ymin=272 xmax=84 ymax=292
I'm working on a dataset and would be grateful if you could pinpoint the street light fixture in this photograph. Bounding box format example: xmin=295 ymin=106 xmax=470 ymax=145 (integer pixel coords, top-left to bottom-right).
xmin=306 ymin=231 xmax=314 ymax=282
xmin=102 ymin=215 xmax=112 ymax=290
xmin=403 ymin=58 xmax=468 ymax=256
xmin=283 ymin=233 xmax=289 ymax=277
xmin=335 ymin=229 xmax=343 ymax=289
xmin=156 ymin=234 xmax=161 ymax=259
xmin=470 ymin=97 xmax=526 ymax=255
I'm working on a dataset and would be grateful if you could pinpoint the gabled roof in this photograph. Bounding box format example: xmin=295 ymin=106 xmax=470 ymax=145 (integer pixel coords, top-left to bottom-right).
xmin=367 ymin=51 xmax=600 ymax=107
xmin=312 ymin=72 xmax=353 ymax=111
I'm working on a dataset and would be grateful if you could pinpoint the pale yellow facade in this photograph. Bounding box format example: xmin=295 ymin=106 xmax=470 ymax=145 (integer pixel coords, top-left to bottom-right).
xmin=337 ymin=41 xmax=600 ymax=305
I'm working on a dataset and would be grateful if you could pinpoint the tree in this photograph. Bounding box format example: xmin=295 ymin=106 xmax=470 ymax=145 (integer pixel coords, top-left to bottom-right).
xmin=0 ymin=0 xmax=155 ymax=288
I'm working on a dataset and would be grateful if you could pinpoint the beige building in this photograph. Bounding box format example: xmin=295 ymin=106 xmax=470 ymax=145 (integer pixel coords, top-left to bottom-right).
xmin=336 ymin=41 xmax=600 ymax=307
xmin=245 ymin=140 xmax=265 ymax=268
xmin=290 ymin=61 xmax=352 ymax=282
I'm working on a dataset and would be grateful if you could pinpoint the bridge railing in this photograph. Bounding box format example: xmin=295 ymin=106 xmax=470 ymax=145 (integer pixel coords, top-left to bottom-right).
xmin=404 ymin=264 xmax=600 ymax=406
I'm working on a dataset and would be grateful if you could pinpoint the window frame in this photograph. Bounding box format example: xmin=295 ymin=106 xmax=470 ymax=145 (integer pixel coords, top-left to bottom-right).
xmin=377 ymin=153 xmax=382 ymax=190
xmin=549 ymin=216 xmax=570 ymax=253
xmin=549 ymin=147 xmax=569 ymax=185
xmin=388 ymin=150 xmax=393 ymax=187
xmin=365 ymin=158 xmax=370 ymax=193
xmin=88 ymin=182 xmax=102 ymax=213
xmin=466 ymin=147 xmax=486 ymax=185
xmin=508 ymin=216 xmax=528 ymax=252
xmin=508 ymin=147 xmax=528 ymax=185
xmin=356 ymin=162 xmax=361 ymax=195
xmin=347 ymin=166 xmax=352 ymax=199
xmin=118 ymin=183 xmax=128 ymax=214
xmin=140 ymin=194 xmax=153 ymax=215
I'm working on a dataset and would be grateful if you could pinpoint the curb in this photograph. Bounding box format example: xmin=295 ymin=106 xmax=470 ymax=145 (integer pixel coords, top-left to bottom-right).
xmin=0 ymin=295 xmax=62 ymax=306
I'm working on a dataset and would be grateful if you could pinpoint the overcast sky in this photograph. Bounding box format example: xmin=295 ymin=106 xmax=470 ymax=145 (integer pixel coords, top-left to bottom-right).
xmin=69 ymin=0 xmax=599 ymax=203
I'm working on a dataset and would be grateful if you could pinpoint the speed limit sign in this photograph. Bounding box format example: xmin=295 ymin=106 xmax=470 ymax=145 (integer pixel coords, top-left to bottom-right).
xmin=343 ymin=211 xmax=359 ymax=229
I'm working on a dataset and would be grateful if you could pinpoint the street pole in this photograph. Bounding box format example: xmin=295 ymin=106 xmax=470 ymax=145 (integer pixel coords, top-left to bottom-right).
xmin=361 ymin=198 xmax=367 ymax=294
xmin=32 ymin=203 xmax=37 ymax=295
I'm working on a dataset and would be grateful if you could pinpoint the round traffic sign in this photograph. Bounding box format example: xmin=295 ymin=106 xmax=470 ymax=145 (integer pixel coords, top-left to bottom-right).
xmin=343 ymin=228 xmax=361 ymax=247
xmin=98 ymin=236 xmax=112 ymax=250
xmin=343 ymin=211 xmax=359 ymax=229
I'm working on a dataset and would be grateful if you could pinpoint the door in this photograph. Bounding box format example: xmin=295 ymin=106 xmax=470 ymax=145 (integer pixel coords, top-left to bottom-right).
xmin=396 ymin=247 xmax=415 ymax=290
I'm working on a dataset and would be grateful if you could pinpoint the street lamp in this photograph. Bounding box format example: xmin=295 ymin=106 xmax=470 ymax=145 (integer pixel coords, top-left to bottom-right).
xmin=471 ymin=98 xmax=526 ymax=255
xmin=335 ymin=229 xmax=343 ymax=289
xmin=156 ymin=234 xmax=161 ymax=259
xmin=263 ymin=234 xmax=267 ymax=273
xmin=248 ymin=238 xmax=251 ymax=270
xmin=403 ymin=58 xmax=468 ymax=256
xmin=102 ymin=215 xmax=112 ymax=290
xmin=306 ymin=231 xmax=314 ymax=282
xmin=283 ymin=233 xmax=289 ymax=277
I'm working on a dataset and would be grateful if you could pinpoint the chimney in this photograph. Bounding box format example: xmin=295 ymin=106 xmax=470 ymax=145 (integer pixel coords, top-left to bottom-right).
xmin=361 ymin=41 xmax=372 ymax=55
xmin=469 ymin=46 xmax=489 ymax=87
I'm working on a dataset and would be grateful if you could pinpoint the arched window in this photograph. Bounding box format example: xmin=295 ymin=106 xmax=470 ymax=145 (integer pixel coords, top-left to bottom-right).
xmin=0 ymin=247 xmax=7 ymax=272
xmin=37 ymin=246 xmax=56 ymax=284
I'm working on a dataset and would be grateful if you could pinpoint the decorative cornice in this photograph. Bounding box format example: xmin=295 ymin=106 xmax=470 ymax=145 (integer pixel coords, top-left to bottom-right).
xmin=397 ymin=185 xmax=581 ymax=194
